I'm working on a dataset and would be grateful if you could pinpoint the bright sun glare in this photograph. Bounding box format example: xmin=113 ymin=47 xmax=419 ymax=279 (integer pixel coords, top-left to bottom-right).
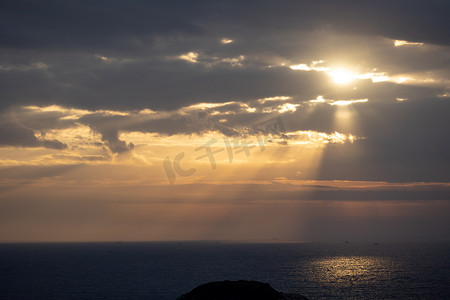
xmin=328 ymin=69 xmax=355 ymax=84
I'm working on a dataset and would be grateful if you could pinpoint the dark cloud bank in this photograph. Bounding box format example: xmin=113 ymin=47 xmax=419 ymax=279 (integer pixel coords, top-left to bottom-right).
xmin=1 ymin=0 xmax=449 ymax=183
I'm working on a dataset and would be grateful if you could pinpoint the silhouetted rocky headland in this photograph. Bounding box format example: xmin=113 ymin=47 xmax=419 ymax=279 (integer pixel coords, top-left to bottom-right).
xmin=177 ymin=280 xmax=309 ymax=300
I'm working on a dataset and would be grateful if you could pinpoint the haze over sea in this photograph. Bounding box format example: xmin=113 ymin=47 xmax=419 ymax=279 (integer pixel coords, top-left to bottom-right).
xmin=1 ymin=241 xmax=449 ymax=299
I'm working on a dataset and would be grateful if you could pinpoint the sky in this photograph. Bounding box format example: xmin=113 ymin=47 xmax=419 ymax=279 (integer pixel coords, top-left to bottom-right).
xmin=0 ymin=0 xmax=449 ymax=242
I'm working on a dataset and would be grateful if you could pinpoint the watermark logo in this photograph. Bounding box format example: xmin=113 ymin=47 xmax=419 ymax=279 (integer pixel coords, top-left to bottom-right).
xmin=163 ymin=116 xmax=286 ymax=184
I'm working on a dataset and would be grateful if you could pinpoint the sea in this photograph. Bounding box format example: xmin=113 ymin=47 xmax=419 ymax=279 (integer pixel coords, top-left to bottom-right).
xmin=0 ymin=241 xmax=449 ymax=299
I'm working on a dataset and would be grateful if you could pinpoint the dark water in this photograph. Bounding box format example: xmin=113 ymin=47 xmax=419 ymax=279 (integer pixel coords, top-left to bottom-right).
xmin=0 ymin=242 xmax=449 ymax=299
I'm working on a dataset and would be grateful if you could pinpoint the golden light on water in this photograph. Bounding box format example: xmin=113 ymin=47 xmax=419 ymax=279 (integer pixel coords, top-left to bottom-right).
xmin=307 ymin=256 xmax=395 ymax=286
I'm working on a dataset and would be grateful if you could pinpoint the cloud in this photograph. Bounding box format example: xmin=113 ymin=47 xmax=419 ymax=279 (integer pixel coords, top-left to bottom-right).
xmin=0 ymin=92 xmax=447 ymax=183
xmin=0 ymin=0 xmax=448 ymax=113
xmin=0 ymin=110 xmax=67 ymax=149
xmin=79 ymin=113 xmax=135 ymax=154
xmin=394 ymin=40 xmax=424 ymax=47
xmin=0 ymin=0 xmax=204 ymax=51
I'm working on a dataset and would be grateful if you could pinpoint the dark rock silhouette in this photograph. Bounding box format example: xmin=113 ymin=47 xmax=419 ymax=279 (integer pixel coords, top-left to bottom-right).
xmin=177 ymin=280 xmax=309 ymax=300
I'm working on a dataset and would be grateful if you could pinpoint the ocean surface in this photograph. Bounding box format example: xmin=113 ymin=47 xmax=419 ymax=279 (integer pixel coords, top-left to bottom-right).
xmin=0 ymin=241 xmax=449 ymax=299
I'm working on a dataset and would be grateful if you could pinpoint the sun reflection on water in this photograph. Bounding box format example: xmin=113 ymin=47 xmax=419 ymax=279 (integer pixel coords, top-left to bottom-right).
xmin=306 ymin=256 xmax=395 ymax=286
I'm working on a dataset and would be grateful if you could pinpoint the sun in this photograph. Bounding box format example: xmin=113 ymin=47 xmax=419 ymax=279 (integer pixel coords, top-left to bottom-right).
xmin=328 ymin=69 xmax=355 ymax=84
